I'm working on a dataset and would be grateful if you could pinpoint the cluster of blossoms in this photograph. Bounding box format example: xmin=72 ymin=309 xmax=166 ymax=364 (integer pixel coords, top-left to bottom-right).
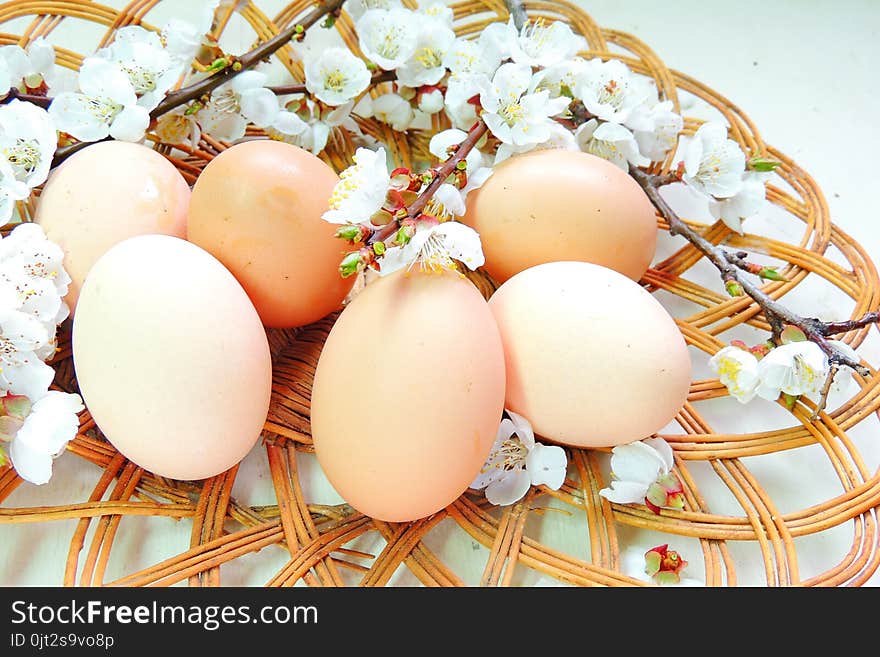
xmin=0 ymin=223 xmax=82 ymax=485
xmin=708 ymin=328 xmax=858 ymax=406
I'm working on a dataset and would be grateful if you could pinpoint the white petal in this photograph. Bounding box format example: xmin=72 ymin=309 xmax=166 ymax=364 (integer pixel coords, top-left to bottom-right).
xmin=28 ymin=37 xmax=55 ymax=76
xmin=485 ymin=469 xmax=531 ymax=506
xmin=643 ymin=437 xmax=674 ymax=471
xmin=432 ymin=221 xmax=484 ymax=270
xmin=48 ymin=92 xmax=110 ymax=142
xmin=231 ymin=70 xmax=267 ymax=93
xmin=429 ymin=128 xmax=467 ymax=160
xmin=109 ymin=104 xmax=149 ymax=142
xmin=9 ymin=434 xmax=53 ymax=484
xmin=525 ymin=443 xmax=567 ymax=489
xmin=505 ymin=409 xmax=535 ymax=449
xmin=78 ymin=57 xmax=137 ymax=106
xmin=598 ymin=480 xmax=649 ymax=504
xmin=608 ymin=441 xmax=666 ymax=485
xmin=239 ymin=87 xmax=279 ymax=127
xmin=4 ymin=357 xmax=54 ymax=401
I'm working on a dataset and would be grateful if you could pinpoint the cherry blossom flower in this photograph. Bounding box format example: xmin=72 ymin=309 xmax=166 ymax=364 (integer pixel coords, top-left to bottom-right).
xmin=0 ymin=302 xmax=54 ymax=402
xmin=418 ymin=87 xmax=444 ymax=114
xmin=483 ymin=17 xmax=585 ymax=68
xmin=708 ymin=172 xmax=767 ymax=233
xmin=599 ymin=437 xmax=685 ymax=514
xmin=161 ymin=0 xmax=219 ymax=64
xmin=356 ymin=8 xmax=419 ymax=71
xmin=417 ymin=0 xmax=453 ymax=27
xmin=379 ymin=217 xmax=483 ymax=276
xmin=97 ymin=26 xmax=184 ymax=111
xmin=494 ymin=121 xmax=578 ymax=164
xmin=345 ymin=0 xmax=402 ymax=22
xmin=154 ymin=105 xmax=201 ymax=148
xmin=323 ymin=146 xmax=390 ymax=224
xmin=197 ymin=70 xmax=278 ymax=142
xmin=574 ymin=58 xmax=648 ymax=125
xmin=305 ymin=48 xmax=371 ymax=107
xmin=49 ymin=57 xmax=149 ymax=142
xmin=755 ymin=341 xmax=830 ymax=401
xmin=0 ymin=157 xmax=29 ymax=223
xmin=530 ymin=57 xmax=588 ymax=100
xmin=0 ymin=37 xmax=55 ymax=93
xmin=8 ymin=390 xmax=83 ymax=485
xmin=627 ymin=100 xmax=683 ymax=162
xmin=470 ymin=410 xmax=567 ymax=506
xmin=708 ymin=344 xmax=761 ymax=403
xmin=681 ymin=121 xmax=745 ymax=199
xmin=0 ymin=99 xmax=57 ymax=191
xmin=574 ymin=118 xmax=648 ymax=170
xmin=396 ymin=22 xmax=456 ymax=88
xmin=480 ymin=62 xmax=570 ymax=146
xmin=368 ymin=92 xmax=414 ymax=131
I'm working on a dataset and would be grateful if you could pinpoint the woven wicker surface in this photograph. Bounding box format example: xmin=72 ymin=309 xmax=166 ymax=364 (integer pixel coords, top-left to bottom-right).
xmin=1 ymin=0 xmax=879 ymax=587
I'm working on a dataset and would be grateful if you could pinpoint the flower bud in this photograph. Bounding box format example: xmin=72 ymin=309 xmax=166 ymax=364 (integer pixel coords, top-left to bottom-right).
xmin=725 ymin=280 xmax=744 ymax=297
xmin=334 ymin=223 xmax=368 ymax=243
xmin=780 ymin=325 xmax=807 ymax=344
xmin=747 ymin=156 xmax=781 ymax=172
xmin=394 ymin=222 xmax=416 ymax=246
xmin=339 ymin=251 xmax=366 ymax=278
xmin=645 ymin=544 xmax=688 ymax=585
xmin=372 ymin=241 xmax=386 ymax=256
xmin=397 ymin=85 xmax=417 ymax=101
xmin=758 ymin=267 xmax=785 ymax=281
xmin=418 ymin=88 xmax=445 ymax=114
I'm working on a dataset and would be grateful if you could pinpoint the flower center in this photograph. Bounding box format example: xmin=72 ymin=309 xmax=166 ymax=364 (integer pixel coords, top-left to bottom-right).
xmin=121 ymin=64 xmax=159 ymax=95
xmin=498 ymin=437 xmax=528 ymax=469
xmin=87 ymin=96 xmax=122 ymax=123
xmin=211 ymin=89 xmax=241 ymax=116
xmin=375 ymin=26 xmax=407 ymax=60
xmin=327 ymin=165 xmax=365 ymax=211
xmin=3 ymin=138 xmax=41 ymax=178
xmin=499 ymin=94 xmax=525 ymax=126
xmin=416 ymin=232 xmax=457 ymax=273
xmin=595 ymin=77 xmax=624 ymax=109
xmin=323 ymin=69 xmax=348 ymax=93
xmin=414 ymin=46 xmax=442 ymax=70
xmin=584 ymin=133 xmax=620 ymax=161
xmin=520 ymin=18 xmax=552 ymax=57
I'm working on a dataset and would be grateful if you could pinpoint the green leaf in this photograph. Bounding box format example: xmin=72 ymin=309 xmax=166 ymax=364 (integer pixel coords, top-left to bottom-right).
xmin=759 ymin=267 xmax=786 ymax=281
xmin=655 ymin=571 xmax=681 ymax=586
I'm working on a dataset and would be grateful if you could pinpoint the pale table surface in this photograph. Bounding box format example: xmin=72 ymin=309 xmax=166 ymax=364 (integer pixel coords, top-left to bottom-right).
xmin=2 ymin=0 xmax=879 ymax=587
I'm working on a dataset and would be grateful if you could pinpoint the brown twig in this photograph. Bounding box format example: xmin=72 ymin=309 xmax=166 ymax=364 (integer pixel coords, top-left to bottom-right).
xmin=269 ymin=70 xmax=396 ymax=97
xmin=0 ymin=88 xmax=51 ymax=108
xmin=364 ymin=118 xmax=489 ymax=247
xmin=629 ymin=164 xmax=875 ymax=417
xmin=506 ymin=0 xmax=529 ymax=30
xmin=811 ymin=363 xmax=840 ymax=420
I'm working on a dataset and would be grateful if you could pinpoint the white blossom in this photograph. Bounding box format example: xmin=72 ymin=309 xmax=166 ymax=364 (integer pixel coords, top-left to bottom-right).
xmin=369 ymin=92 xmax=414 ymax=131
xmin=162 ymin=0 xmax=219 ymax=64
xmin=494 ymin=121 xmax=578 ymax=165
xmin=197 ymin=70 xmax=278 ymax=142
xmin=49 ymin=57 xmax=149 ymax=142
xmin=756 ymin=341 xmax=829 ymax=401
xmin=628 ymin=100 xmax=683 ymax=162
xmin=396 ymin=22 xmax=456 ymax=88
xmin=8 ymin=390 xmax=83 ymax=485
xmin=708 ymin=345 xmax=761 ymax=403
xmin=379 ymin=216 xmax=484 ymax=276
xmin=0 ymin=99 xmax=57 ymax=190
xmin=323 ymin=146 xmax=390 ymax=224
xmin=483 ymin=18 xmax=585 ymax=68
xmin=574 ymin=118 xmax=648 ymax=171
xmin=470 ymin=410 xmax=567 ymax=506
xmin=154 ymin=105 xmax=201 ymax=148
xmin=269 ymin=98 xmax=362 ymax=155
xmin=599 ymin=437 xmax=677 ymax=505
xmin=0 ymin=305 xmax=54 ymax=401
xmin=574 ymin=58 xmax=648 ymax=125
xmin=97 ymin=26 xmax=184 ymax=111
xmin=530 ymin=57 xmax=588 ymax=100
xmin=418 ymin=87 xmax=444 ymax=114
xmin=344 ymin=0 xmax=402 ymax=22
xmin=480 ymin=63 xmax=569 ymax=146
xmin=0 ymin=37 xmax=55 ymax=92
xmin=708 ymin=172 xmax=767 ymax=233
xmin=682 ymin=121 xmax=745 ymax=199
xmin=305 ymin=48 xmax=371 ymax=107
xmin=357 ymin=8 xmax=419 ymax=71
xmin=0 ymin=157 xmax=29 ymax=223
xmin=417 ymin=0 xmax=454 ymax=28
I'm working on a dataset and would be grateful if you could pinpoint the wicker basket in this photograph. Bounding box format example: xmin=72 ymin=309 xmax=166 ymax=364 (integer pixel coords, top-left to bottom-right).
xmin=2 ymin=0 xmax=879 ymax=587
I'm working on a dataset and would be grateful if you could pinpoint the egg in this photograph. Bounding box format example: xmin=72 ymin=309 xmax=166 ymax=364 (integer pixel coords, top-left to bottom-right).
xmin=35 ymin=140 xmax=190 ymax=314
xmin=488 ymin=261 xmax=691 ymax=448
xmin=461 ymin=149 xmax=658 ymax=284
xmin=187 ymin=140 xmax=353 ymax=329
xmin=311 ymin=270 xmax=506 ymax=522
xmin=72 ymin=235 xmax=272 ymax=481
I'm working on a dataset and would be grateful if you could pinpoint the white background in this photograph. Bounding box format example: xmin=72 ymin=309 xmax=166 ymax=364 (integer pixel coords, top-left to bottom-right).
xmin=2 ymin=0 xmax=879 ymax=586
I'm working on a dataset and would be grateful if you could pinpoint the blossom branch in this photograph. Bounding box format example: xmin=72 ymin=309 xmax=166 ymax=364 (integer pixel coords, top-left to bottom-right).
xmin=629 ymin=165 xmax=876 ymax=383
xmin=0 ymin=88 xmax=51 ymax=108
xmin=148 ymin=0 xmax=346 ymax=120
xmin=268 ymin=70 xmax=396 ymax=96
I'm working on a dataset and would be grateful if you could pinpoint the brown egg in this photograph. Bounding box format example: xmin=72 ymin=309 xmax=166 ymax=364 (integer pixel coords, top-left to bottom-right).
xmin=461 ymin=149 xmax=658 ymax=283
xmin=34 ymin=141 xmax=190 ymax=314
xmin=488 ymin=261 xmax=691 ymax=448
xmin=311 ymin=270 xmax=506 ymax=522
xmin=187 ymin=140 xmax=353 ymax=328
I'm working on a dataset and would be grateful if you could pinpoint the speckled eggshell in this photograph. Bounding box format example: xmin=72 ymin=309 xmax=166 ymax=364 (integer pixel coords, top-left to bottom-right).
xmin=488 ymin=261 xmax=691 ymax=448
xmin=72 ymin=235 xmax=272 ymax=481
xmin=34 ymin=141 xmax=190 ymax=314
xmin=461 ymin=149 xmax=658 ymax=284
xmin=187 ymin=140 xmax=353 ymax=329
xmin=311 ymin=270 xmax=506 ymax=522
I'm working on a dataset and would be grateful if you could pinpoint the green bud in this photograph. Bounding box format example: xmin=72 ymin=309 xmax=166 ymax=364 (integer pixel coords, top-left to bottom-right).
xmin=321 ymin=15 xmax=336 ymax=28
xmin=748 ymin=157 xmax=781 ymax=172
xmin=725 ymin=280 xmax=744 ymax=297
xmin=366 ymin=62 xmax=378 ymax=72
xmin=232 ymin=61 xmax=242 ymax=72
xmin=372 ymin=241 xmax=386 ymax=256
xmin=294 ymin=24 xmax=305 ymax=34
xmin=394 ymin=225 xmax=414 ymax=246
xmin=184 ymin=102 xmax=202 ymax=116
xmin=455 ymin=160 xmax=468 ymax=171
xmin=334 ymin=224 xmax=363 ymax=242
xmin=206 ymin=57 xmax=229 ymax=72
xmin=559 ymin=83 xmax=575 ymax=100
xmin=339 ymin=251 xmax=363 ymax=278
xmin=782 ymin=393 xmax=799 ymax=410
xmin=759 ymin=267 xmax=785 ymax=281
